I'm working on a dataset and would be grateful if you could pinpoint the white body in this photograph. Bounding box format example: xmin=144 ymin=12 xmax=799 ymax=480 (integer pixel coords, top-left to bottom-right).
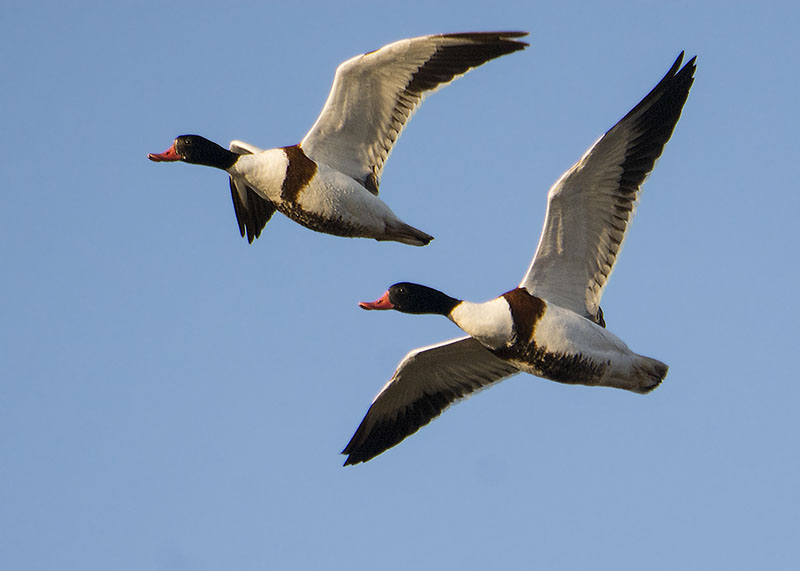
xmin=231 ymin=150 xmax=417 ymax=240
xmin=451 ymin=295 xmax=664 ymax=393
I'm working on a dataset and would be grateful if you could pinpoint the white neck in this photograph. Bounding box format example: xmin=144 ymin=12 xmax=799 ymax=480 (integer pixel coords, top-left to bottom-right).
xmin=230 ymin=149 xmax=289 ymax=202
xmin=449 ymin=298 xmax=514 ymax=349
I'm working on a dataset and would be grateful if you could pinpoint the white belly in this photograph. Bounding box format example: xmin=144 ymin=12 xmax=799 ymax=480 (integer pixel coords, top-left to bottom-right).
xmin=531 ymin=303 xmax=632 ymax=361
xmin=293 ymin=166 xmax=396 ymax=235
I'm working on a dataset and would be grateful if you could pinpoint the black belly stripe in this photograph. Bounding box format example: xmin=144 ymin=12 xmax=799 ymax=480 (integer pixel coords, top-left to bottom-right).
xmin=278 ymin=203 xmax=365 ymax=237
xmin=494 ymin=345 xmax=609 ymax=387
xmin=281 ymin=145 xmax=318 ymax=203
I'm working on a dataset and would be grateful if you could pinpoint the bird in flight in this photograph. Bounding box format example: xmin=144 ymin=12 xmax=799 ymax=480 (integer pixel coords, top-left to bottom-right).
xmin=149 ymin=32 xmax=528 ymax=245
xmin=343 ymin=52 xmax=696 ymax=465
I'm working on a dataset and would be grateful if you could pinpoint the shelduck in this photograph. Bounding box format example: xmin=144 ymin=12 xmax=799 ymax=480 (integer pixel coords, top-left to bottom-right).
xmin=343 ymin=52 xmax=697 ymax=465
xmin=148 ymin=32 xmax=528 ymax=245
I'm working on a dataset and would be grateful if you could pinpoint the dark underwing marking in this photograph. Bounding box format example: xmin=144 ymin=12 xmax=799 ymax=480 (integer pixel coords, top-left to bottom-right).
xmin=342 ymin=345 xmax=520 ymax=465
xmin=343 ymin=387 xmax=459 ymax=466
xmin=584 ymin=55 xmax=695 ymax=312
xmin=405 ymin=33 xmax=527 ymax=96
xmin=615 ymin=54 xmax=696 ymax=196
xmin=280 ymin=145 xmax=318 ymax=203
xmin=364 ymin=33 xmax=527 ymax=198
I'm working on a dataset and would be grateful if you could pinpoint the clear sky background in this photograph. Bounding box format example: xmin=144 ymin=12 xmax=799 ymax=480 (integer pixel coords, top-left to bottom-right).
xmin=2 ymin=1 xmax=797 ymax=569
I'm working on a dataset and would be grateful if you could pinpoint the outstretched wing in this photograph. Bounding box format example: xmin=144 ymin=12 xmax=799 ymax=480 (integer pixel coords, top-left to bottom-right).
xmin=228 ymin=141 xmax=277 ymax=243
xmin=301 ymin=32 xmax=528 ymax=195
xmin=343 ymin=336 xmax=520 ymax=465
xmin=520 ymin=53 xmax=696 ymax=321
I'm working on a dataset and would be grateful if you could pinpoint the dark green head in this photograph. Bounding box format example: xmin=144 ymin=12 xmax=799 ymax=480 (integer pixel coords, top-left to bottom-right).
xmin=359 ymin=282 xmax=460 ymax=315
xmin=148 ymin=135 xmax=238 ymax=169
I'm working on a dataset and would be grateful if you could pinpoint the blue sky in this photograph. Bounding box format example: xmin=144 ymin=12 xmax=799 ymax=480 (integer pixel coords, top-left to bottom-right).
xmin=2 ymin=1 xmax=798 ymax=569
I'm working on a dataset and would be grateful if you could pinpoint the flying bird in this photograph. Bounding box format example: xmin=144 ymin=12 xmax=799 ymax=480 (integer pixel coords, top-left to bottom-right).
xmin=343 ymin=52 xmax=696 ymax=465
xmin=148 ymin=32 xmax=528 ymax=245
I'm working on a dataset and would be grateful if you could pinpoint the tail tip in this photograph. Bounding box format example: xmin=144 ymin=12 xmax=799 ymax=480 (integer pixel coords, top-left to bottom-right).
xmin=382 ymin=221 xmax=434 ymax=246
xmin=636 ymin=359 xmax=669 ymax=394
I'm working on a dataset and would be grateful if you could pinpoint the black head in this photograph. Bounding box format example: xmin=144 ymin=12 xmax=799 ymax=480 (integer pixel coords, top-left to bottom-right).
xmin=148 ymin=135 xmax=238 ymax=169
xmin=359 ymin=282 xmax=460 ymax=315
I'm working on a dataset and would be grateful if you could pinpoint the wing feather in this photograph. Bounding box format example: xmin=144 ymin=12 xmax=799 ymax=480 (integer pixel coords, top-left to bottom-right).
xmin=520 ymin=53 xmax=696 ymax=320
xmin=301 ymin=32 xmax=528 ymax=195
xmin=342 ymin=336 xmax=519 ymax=465
xmin=228 ymin=141 xmax=277 ymax=243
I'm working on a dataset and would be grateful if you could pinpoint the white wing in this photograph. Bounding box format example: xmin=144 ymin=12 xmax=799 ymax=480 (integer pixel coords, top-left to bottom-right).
xmin=342 ymin=336 xmax=519 ymax=465
xmin=228 ymin=141 xmax=276 ymax=243
xmin=520 ymin=53 xmax=696 ymax=321
xmin=301 ymin=32 xmax=528 ymax=195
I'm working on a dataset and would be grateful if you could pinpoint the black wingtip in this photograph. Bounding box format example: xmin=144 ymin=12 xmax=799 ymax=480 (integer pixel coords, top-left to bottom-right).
xmin=659 ymin=51 xmax=695 ymax=88
xmin=439 ymin=31 xmax=530 ymax=51
xmin=229 ymin=178 xmax=276 ymax=245
xmin=683 ymin=54 xmax=698 ymax=74
xmin=615 ymin=49 xmax=697 ymax=133
xmin=669 ymin=51 xmax=685 ymax=74
xmin=672 ymin=51 xmax=698 ymax=82
xmin=442 ymin=30 xmax=529 ymax=39
xmin=605 ymin=49 xmax=697 ymax=200
xmin=341 ymin=449 xmax=378 ymax=466
xmin=341 ymin=445 xmax=366 ymax=467
xmin=341 ymin=436 xmax=371 ymax=466
xmin=340 ymin=388 xmax=462 ymax=466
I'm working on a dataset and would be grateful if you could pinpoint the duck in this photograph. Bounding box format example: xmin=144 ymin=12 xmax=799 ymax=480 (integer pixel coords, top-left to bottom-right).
xmin=343 ymin=52 xmax=696 ymax=465
xmin=148 ymin=32 xmax=528 ymax=245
